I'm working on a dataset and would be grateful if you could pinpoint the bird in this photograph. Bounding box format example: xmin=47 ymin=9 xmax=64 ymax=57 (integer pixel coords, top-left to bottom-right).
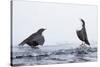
xmin=76 ymin=18 xmax=90 ymax=47
xmin=19 ymin=28 xmax=46 ymax=48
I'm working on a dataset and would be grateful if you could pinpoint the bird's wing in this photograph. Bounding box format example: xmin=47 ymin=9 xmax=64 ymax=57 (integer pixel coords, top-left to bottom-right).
xmin=30 ymin=34 xmax=44 ymax=45
xmin=76 ymin=30 xmax=81 ymax=40
xmin=19 ymin=33 xmax=37 ymax=46
xmin=19 ymin=39 xmax=27 ymax=46
xmin=37 ymin=35 xmax=44 ymax=45
xmin=76 ymin=30 xmax=84 ymax=41
xmin=26 ymin=40 xmax=39 ymax=47
xmin=82 ymin=28 xmax=90 ymax=45
xmin=84 ymin=29 xmax=90 ymax=45
xmin=81 ymin=28 xmax=85 ymax=41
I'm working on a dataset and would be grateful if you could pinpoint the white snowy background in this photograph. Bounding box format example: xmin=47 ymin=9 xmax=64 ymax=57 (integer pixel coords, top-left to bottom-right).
xmin=13 ymin=1 xmax=97 ymax=47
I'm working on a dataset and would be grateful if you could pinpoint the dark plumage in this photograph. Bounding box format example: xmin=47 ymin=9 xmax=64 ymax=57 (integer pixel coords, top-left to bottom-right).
xmin=19 ymin=28 xmax=46 ymax=48
xmin=76 ymin=18 xmax=90 ymax=46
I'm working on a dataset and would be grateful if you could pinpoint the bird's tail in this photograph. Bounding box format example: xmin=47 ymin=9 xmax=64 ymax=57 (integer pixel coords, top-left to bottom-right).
xmin=86 ymin=40 xmax=90 ymax=46
xmin=19 ymin=41 xmax=25 ymax=46
xmin=86 ymin=42 xmax=90 ymax=47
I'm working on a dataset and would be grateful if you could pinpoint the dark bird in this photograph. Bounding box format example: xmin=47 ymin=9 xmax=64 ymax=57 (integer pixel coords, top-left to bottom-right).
xmin=19 ymin=28 xmax=46 ymax=48
xmin=76 ymin=18 xmax=90 ymax=46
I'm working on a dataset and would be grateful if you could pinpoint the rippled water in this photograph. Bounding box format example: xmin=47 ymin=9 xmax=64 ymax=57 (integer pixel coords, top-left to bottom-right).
xmin=11 ymin=45 xmax=97 ymax=66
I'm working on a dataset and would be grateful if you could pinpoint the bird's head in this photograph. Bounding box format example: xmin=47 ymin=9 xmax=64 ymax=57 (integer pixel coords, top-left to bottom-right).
xmin=37 ymin=28 xmax=46 ymax=34
xmin=80 ymin=18 xmax=85 ymax=26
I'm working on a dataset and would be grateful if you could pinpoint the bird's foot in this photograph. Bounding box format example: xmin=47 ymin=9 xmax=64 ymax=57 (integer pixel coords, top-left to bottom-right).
xmin=80 ymin=44 xmax=87 ymax=48
xmin=31 ymin=46 xmax=39 ymax=49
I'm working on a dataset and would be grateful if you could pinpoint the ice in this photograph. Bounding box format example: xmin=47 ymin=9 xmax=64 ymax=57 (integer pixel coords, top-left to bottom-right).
xmin=11 ymin=44 xmax=97 ymax=66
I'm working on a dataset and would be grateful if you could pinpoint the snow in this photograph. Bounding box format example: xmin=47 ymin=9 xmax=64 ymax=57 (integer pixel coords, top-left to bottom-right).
xmin=11 ymin=44 xmax=97 ymax=66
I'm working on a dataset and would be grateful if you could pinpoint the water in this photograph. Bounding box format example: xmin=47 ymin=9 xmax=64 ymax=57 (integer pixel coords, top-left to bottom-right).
xmin=11 ymin=44 xmax=97 ymax=66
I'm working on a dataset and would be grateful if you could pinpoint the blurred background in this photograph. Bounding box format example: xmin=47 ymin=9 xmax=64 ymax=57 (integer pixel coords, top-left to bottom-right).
xmin=13 ymin=1 xmax=97 ymax=47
